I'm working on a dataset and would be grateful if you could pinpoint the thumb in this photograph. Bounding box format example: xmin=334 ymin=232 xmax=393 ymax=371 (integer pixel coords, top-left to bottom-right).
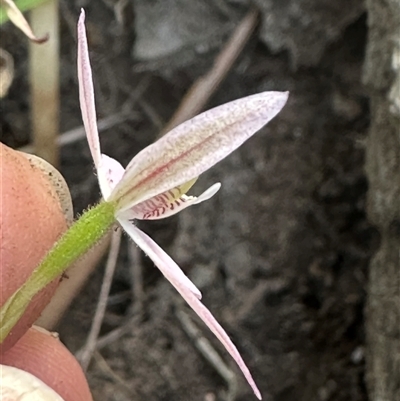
xmin=1 ymin=326 xmax=93 ymax=401
xmin=0 ymin=143 xmax=69 ymax=351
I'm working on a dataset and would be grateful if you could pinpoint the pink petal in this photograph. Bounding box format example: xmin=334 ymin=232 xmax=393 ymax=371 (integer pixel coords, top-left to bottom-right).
xmin=111 ymin=91 xmax=288 ymax=211
xmin=119 ymin=183 xmax=221 ymax=220
xmin=118 ymin=220 xmax=262 ymax=399
xmin=77 ymin=9 xmax=101 ymax=168
xmin=118 ymin=219 xmax=202 ymax=300
xmin=98 ymin=154 xmax=125 ymax=200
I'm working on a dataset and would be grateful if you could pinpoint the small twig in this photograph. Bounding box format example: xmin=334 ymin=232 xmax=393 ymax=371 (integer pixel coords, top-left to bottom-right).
xmin=176 ymin=308 xmax=238 ymax=400
xmin=128 ymin=241 xmax=144 ymax=315
xmin=107 ymin=290 xmax=131 ymax=306
xmin=114 ymin=0 xmax=130 ymax=26
xmin=77 ymin=228 xmax=122 ymax=371
xmin=161 ymin=8 xmax=259 ymax=135
xmin=95 ymin=314 xmax=141 ymax=350
xmin=19 ymin=111 xmax=137 ymax=153
xmin=58 ymin=112 xmax=134 ymax=148
xmin=19 ymin=75 xmax=148 ymax=154
xmin=210 ymin=0 xmax=237 ymax=19
xmin=128 ymin=241 xmax=144 ymax=314
xmin=138 ymin=98 xmax=165 ymax=130
xmin=94 ymin=351 xmax=135 ymax=399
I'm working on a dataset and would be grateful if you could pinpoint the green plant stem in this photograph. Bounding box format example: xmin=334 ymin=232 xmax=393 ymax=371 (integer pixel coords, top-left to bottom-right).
xmin=0 ymin=201 xmax=116 ymax=343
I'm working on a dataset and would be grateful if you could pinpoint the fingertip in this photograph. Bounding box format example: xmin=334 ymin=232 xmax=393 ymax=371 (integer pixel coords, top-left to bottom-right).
xmin=0 ymin=326 xmax=93 ymax=401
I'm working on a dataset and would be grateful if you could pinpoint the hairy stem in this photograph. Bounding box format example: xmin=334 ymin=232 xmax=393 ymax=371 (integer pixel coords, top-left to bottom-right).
xmin=0 ymin=201 xmax=116 ymax=342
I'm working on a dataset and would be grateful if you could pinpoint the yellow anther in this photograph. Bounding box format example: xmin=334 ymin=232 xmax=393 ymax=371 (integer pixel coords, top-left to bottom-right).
xmin=175 ymin=177 xmax=197 ymax=197
xmin=163 ymin=177 xmax=198 ymax=203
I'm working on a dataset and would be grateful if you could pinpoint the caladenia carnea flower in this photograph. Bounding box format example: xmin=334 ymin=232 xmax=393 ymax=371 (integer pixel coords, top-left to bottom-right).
xmin=0 ymin=9 xmax=288 ymax=399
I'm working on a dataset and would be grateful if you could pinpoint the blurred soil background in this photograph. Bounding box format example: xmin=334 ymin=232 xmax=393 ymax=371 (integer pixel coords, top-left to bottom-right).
xmin=1 ymin=0 xmax=398 ymax=400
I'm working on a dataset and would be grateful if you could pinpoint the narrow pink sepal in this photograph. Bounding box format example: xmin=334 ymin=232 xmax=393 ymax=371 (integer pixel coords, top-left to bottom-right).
xmin=118 ymin=220 xmax=262 ymax=399
xmin=118 ymin=219 xmax=202 ymax=300
xmin=77 ymin=9 xmax=101 ymax=168
xmin=110 ymin=91 xmax=288 ymax=212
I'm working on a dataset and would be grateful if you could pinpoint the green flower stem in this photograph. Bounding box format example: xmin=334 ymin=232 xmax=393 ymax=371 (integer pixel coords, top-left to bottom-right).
xmin=0 ymin=200 xmax=116 ymax=343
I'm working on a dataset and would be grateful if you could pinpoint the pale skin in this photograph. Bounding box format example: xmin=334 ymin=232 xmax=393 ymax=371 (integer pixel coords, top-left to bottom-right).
xmin=0 ymin=143 xmax=92 ymax=401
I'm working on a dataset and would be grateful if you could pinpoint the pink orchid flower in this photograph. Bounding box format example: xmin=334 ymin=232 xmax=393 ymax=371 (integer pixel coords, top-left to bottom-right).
xmin=78 ymin=9 xmax=288 ymax=399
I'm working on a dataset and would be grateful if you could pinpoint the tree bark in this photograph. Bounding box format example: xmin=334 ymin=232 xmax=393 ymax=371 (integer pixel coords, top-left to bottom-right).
xmin=364 ymin=1 xmax=400 ymax=400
